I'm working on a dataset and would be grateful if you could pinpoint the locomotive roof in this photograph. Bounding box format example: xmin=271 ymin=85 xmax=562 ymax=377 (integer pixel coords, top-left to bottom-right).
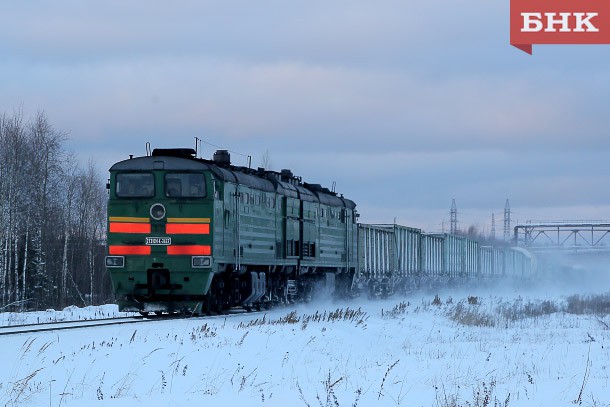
xmin=110 ymin=152 xmax=356 ymax=209
xmin=110 ymin=155 xmax=211 ymax=172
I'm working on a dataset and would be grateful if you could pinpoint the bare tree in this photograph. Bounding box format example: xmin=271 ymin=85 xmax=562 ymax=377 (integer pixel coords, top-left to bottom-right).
xmin=27 ymin=112 xmax=67 ymax=308
xmin=0 ymin=111 xmax=28 ymax=306
xmin=0 ymin=110 xmax=110 ymax=311
xmin=73 ymin=160 xmax=107 ymax=305
xmin=59 ymin=155 xmax=80 ymax=308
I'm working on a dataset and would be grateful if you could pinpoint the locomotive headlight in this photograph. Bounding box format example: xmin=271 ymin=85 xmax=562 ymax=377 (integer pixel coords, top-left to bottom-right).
xmin=150 ymin=203 xmax=166 ymax=220
xmin=192 ymin=256 xmax=212 ymax=268
xmin=105 ymin=256 xmax=125 ymax=268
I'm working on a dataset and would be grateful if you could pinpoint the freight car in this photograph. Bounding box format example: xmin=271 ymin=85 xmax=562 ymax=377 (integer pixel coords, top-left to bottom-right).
xmin=105 ymin=148 xmax=535 ymax=314
xmin=357 ymin=224 xmax=535 ymax=298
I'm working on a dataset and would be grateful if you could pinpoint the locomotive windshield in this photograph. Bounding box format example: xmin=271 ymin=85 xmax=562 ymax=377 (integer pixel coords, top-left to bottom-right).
xmin=116 ymin=173 xmax=154 ymax=198
xmin=164 ymin=173 xmax=206 ymax=198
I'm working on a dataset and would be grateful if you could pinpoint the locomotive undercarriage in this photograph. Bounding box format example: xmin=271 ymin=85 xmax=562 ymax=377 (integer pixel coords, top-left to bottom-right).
xmin=117 ymin=267 xmax=200 ymax=314
xmin=195 ymin=264 xmax=356 ymax=315
xmin=118 ymin=263 xmax=356 ymax=316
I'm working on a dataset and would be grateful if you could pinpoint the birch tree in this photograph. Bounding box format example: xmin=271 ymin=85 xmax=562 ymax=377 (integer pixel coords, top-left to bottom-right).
xmin=0 ymin=110 xmax=110 ymax=310
xmin=0 ymin=112 xmax=28 ymax=306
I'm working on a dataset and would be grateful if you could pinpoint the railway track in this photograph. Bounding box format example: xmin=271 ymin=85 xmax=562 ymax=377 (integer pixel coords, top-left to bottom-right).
xmin=0 ymin=308 xmax=258 ymax=337
xmin=0 ymin=315 xmax=172 ymax=336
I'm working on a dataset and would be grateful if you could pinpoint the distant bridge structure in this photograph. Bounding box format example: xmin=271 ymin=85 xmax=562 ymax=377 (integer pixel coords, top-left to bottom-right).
xmin=513 ymin=220 xmax=610 ymax=253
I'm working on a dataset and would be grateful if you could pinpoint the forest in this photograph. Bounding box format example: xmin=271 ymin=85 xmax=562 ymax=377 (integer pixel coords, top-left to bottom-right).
xmin=0 ymin=110 xmax=110 ymax=311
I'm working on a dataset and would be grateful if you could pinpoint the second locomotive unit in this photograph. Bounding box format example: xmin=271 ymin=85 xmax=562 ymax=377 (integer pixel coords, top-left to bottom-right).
xmin=106 ymin=148 xmax=358 ymax=314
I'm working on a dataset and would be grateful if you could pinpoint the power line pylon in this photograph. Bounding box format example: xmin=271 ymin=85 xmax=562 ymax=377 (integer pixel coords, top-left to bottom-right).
xmin=450 ymin=199 xmax=458 ymax=234
xmin=503 ymin=199 xmax=511 ymax=242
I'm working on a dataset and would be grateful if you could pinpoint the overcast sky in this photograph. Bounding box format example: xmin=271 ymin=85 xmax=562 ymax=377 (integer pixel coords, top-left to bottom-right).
xmin=2 ymin=1 xmax=609 ymax=233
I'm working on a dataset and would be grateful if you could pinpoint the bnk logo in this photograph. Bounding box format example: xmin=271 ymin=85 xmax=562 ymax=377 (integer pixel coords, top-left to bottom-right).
xmin=510 ymin=0 xmax=610 ymax=54
xmin=521 ymin=12 xmax=599 ymax=32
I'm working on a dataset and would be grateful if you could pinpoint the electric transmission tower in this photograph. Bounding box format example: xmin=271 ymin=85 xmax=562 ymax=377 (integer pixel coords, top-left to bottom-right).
xmin=491 ymin=213 xmax=496 ymax=240
xmin=450 ymin=199 xmax=458 ymax=234
xmin=503 ymin=199 xmax=511 ymax=241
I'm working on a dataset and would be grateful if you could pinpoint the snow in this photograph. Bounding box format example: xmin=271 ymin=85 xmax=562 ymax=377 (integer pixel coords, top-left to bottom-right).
xmin=1 ymin=284 xmax=610 ymax=406
xmin=0 ymin=305 xmax=136 ymax=327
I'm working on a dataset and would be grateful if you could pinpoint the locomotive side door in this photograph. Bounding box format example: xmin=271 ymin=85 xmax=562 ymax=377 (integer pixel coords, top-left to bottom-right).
xmin=284 ymin=196 xmax=300 ymax=260
xmin=276 ymin=195 xmax=286 ymax=259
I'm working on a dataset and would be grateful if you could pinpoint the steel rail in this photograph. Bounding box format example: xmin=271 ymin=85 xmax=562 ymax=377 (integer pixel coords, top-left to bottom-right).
xmin=0 ymin=315 xmax=177 ymax=337
xmin=0 ymin=308 xmax=256 ymax=337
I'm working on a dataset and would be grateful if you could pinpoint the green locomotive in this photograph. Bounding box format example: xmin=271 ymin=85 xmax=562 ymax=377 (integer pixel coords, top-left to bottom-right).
xmin=106 ymin=148 xmax=358 ymax=314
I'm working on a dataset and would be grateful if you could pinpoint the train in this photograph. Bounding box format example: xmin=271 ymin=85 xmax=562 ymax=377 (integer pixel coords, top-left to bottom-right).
xmin=105 ymin=148 xmax=535 ymax=315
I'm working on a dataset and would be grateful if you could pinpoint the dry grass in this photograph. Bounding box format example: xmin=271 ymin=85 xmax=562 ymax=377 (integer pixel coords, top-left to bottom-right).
xmin=565 ymin=293 xmax=610 ymax=315
xmin=448 ymin=301 xmax=496 ymax=327
xmin=445 ymin=292 xmax=610 ymax=328
xmin=435 ymin=378 xmax=510 ymax=407
xmin=381 ymin=301 xmax=409 ymax=319
xmin=237 ymin=307 xmax=369 ymax=330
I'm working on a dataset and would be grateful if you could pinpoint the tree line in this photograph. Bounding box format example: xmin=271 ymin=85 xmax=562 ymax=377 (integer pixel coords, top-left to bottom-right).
xmin=0 ymin=110 xmax=111 ymax=311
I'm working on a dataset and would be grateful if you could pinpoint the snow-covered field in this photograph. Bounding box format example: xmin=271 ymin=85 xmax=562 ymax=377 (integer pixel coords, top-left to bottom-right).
xmin=1 ymin=282 xmax=610 ymax=407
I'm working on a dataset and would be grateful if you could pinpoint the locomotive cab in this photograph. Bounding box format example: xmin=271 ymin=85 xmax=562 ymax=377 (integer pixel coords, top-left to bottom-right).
xmin=106 ymin=148 xmax=216 ymax=314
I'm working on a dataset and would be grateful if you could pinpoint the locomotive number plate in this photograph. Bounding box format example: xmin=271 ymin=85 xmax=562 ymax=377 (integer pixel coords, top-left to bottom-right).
xmin=146 ymin=237 xmax=172 ymax=245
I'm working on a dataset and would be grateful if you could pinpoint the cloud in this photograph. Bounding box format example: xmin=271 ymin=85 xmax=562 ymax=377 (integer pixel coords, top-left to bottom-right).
xmin=12 ymin=56 xmax=601 ymax=153
xmin=1 ymin=1 xmax=610 ymax=231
